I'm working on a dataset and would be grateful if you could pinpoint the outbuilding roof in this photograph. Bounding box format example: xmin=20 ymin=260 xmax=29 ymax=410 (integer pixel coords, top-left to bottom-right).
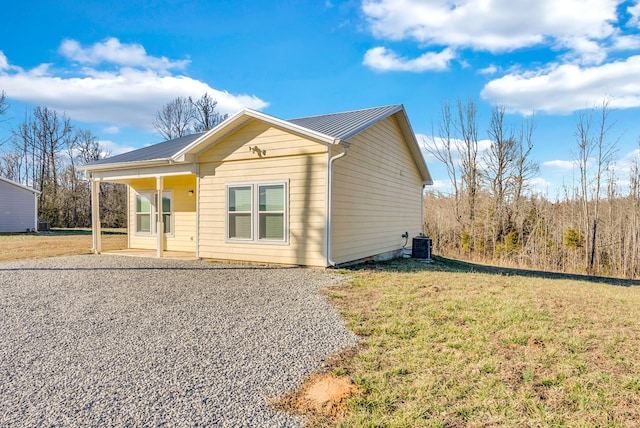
xmin=0 ymin=176 xmax=40 ymax=194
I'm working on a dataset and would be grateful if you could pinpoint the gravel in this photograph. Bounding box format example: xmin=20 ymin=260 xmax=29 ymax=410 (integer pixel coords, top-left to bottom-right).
xmin=0 ymin=255 xmax=357 ymax=427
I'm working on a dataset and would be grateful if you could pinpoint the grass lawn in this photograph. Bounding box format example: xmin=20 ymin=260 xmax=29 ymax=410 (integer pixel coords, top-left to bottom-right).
xmin=0 ymin=228 xmax=127 ymax=262
xmin=320 ymin=257 xmax=640 ymax=427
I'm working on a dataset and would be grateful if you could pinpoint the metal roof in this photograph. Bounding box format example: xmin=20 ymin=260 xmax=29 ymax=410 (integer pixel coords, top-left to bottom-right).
xmin=83 ymin=105 xmax=426 ymax=179
xmin=287 ymin=105 xmax=402 ymax=141
xmin=87 ymin=132 xmax=205 ymax=166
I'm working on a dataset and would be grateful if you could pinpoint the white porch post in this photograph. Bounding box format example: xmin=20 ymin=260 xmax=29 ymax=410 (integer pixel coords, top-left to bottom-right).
xmin=90 ymin=178 xmax=102 ymax=254
xmin=156 ymin=176 xmax=164 ymax=258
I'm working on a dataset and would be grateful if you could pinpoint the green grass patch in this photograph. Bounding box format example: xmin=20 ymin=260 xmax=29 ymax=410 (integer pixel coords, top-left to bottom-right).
xmin=320 ymin=257 xmax=640 ymax=427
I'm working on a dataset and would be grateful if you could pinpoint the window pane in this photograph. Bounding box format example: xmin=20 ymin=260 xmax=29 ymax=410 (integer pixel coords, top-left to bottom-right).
xmin=163 ymin=213 xmax=171 ymax=234
xmin=259 ymin=213 xmax=284 ymax=240
xmin=136 ymin=194 xmax=151 ymax=213
xmin=259 ymin=185 xmax=284 ymax=212
xmin=229 ymin=187 xmax=252 ymax=212
xmin=136 ymin=214 xmax=151 ymax=233
xmin=229 ymin=213 xmax=251 ymax=239
xmin=162 ymin=194 xmax=171 ymax=212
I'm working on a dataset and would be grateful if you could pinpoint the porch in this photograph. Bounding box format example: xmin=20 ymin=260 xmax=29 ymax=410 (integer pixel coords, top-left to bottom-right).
xmin=102 ymin=248 xmax=198 ymax=260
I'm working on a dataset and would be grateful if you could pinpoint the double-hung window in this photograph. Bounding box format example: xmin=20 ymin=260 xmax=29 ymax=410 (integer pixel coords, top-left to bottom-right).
xmin=161 ymin=193 xmax=172 ymax=234
xmin=136 ymin=192 xmax=153 ymax=233
xmin=228 ymin=186 xmax=252 ymax=239
xmin=134 ymin=191 xmax=173 ymax=235
xmin=227 ymin=181 xmax=287 ymax=243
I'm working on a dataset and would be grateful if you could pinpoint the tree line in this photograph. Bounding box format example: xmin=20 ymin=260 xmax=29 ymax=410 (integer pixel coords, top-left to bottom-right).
xmin=0 ymin=91 xmax=225 ymax=229
xmin=423 ymin=98 xmax=640 ymax=279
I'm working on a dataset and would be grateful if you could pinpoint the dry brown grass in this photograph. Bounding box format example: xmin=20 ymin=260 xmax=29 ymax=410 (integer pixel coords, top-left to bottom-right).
xmin=318 ymin=257 xmax=640 ymax=427
xmin=0 ymin=230 xmax=127 ymax=262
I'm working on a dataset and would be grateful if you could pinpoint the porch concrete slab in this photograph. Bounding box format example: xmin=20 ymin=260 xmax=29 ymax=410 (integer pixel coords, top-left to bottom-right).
xmin=103 ymin=248 xmax=198 ymax=260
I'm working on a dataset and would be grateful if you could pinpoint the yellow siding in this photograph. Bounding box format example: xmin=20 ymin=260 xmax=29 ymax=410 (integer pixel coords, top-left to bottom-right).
xmin=127 ymin=175 xmax=197 ymax=252
xmin=198 ymin=119 xmax=325 ymax=163
xmin=197 ymin=120 xmax=328 ymax=266
xmin=331 ymin=116 xmax=424 ymax=264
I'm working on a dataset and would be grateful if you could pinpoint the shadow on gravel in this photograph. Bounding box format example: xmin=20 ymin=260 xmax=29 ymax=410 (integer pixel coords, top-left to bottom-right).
xmin=347 ymin=256 xmax=640 ymax=287
xmin=0 ymin=266 xmax=301 ymax=272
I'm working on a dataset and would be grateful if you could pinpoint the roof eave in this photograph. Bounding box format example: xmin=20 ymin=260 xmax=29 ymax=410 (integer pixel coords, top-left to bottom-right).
xmin=338 ymin=104 xmax=404 ymax=141
xmin=78 ymin=158 xmax=173 ymax=173
xmin=171 ymin=108 xmax=338 ymax=160
xmin=0 ymin=177 xmax=41 ymax=194
xmin=393 ymin=108 xmax=433 ymax=185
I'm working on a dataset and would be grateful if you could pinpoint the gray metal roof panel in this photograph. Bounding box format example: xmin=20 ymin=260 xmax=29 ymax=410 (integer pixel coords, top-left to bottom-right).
xmin=86 ymin=105 xmax=405 ymax=168
xmin=87 ymin=132 xmax=205 ymax=166
xmin=287 ymin=105 xmax=402 ymax=141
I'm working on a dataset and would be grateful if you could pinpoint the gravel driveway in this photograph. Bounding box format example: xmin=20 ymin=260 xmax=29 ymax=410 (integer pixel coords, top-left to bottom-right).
xmin=0 ymin=255 xmax=357 ymax=427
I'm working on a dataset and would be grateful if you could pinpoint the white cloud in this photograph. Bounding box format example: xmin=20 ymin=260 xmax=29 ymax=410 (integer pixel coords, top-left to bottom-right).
xmin=559 ymin=36 xmax=608 ymax=65
xmin=481 ymin=55 xmax=640 ymax=113
xmin=611 ymin=34 xmax=640 ymax=50
xmin=99 ymin=139 xmax=138 ymax=156
xmin=421 ymin=134 xmax=493 ymax=169
xmin=59 ymin=38 xmax=189 ymax=73
xmin=363 ymin=46 xmax=455 ymax=72
xmin=527 ymin=176 xmax=553 ymax=194
xmin=479 ymin=64 xmax=499 ymax=75
xmin=103 ymin=125 xmax=120 ymax=135
xmin=428 ymin=179 xmax=455 ymax=192
xmin=362 ymin=0 xmax=619 ymax=60
xmin=0 ymin=52 xmax=7 ymax=70
xmin=611 ymin=147 xmax=640 ymax=177
xmin=543 ymin=159 xmax=576 ymax=170
xmin=0 ymin=39 xmax=268 ymax=132
xmin=629 ymin=2 xmax=640 ymax=27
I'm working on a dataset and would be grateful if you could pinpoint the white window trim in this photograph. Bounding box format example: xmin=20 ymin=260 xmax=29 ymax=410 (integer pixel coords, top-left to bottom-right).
xmin=135 ymin=191 xmax=153 ymax=236
xmin=134 ymin=190 xmax=174 ymax=237
xmin=225 ymin=180 xmax=289 ymax=245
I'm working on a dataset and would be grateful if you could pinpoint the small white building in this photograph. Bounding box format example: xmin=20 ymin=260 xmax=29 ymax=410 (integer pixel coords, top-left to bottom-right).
xmin=0 ymin=177 xmax=39 ymax=233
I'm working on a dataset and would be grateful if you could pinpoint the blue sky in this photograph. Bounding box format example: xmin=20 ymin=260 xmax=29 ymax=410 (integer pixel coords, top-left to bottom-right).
xmin=1 ymin=0 xmax=640 ymax=197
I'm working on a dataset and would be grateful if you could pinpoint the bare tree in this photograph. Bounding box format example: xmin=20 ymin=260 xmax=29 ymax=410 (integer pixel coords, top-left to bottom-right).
xmin=0 ymin=90 xmax=9 ymax=148
xmin=456 ymin=98 xmax=481 ymax=241
xmin=574 ymin=98 xmax=618 ymax=274
xmin=0 ymin=91 xmax=7 ymax=115
xmin=424 ymin=98 xmax=481 ymax=255
xmin=424 ymin=101 xmax=460 ymax=221
xmin=628 ymin=138 xmax=640 ymax=277
xmin=152 ymin=96 xmax=194 ymax=140
xmin=190 ymin=93 xmax=228 ymax=132
xmin=483 ymin=106 xmax=517 ymax=246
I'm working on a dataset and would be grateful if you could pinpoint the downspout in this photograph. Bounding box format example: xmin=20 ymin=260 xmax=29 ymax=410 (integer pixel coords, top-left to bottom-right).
xmin=421 ymin=184 xmax=426 ymax=235
xmin=195 ymin=163 xmax=200 ymax=258
xmin=325 ymin=142 xmax=348 ymax=267
xmin=33 ymin=189 xmax=38 ymax=232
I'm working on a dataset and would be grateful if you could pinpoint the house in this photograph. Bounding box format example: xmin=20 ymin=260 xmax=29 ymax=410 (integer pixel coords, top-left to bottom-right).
xmin=0 ymin=176 xmax=40 ymax=233
xmin=80 ymin=105 xmax=432 ymax=267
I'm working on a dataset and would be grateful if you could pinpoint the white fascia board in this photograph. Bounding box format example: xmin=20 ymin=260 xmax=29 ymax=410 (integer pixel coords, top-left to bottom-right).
xmin=394 ymin=109 xmax=433 ymax=185
xmin=78 ymin=159 xmax=171 ymax=173
xmin=89 ymin=163 xmax=198 ymax=181
xmin=338 ymin=104 xmax=403 ymax=141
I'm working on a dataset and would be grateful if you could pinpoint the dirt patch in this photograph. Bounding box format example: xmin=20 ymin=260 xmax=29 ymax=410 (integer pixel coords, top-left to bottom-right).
xmin=276 ymin=373 xmax=358 ymax=418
